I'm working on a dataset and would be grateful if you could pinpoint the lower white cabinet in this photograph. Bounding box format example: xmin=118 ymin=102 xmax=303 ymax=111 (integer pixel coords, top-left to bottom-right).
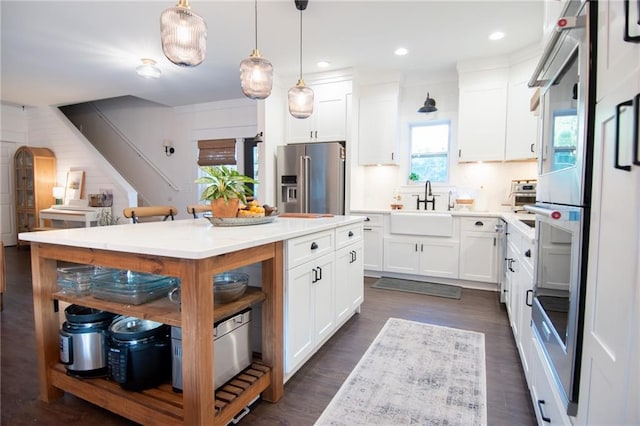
xmin=459 ymin=217 xmax=501 ymax=283
xmin=530 ymin=336 xmax=572 ymax=426
xmin=285 ymin=223 xmax=364 ymax=379
xmin=285 ymin=252 xmax=335 ymax=374
xmin=335 ymin=243 xmax=364 ymax=325
xmin=383 ymin=236 xmax=458 ymax=279
xmin=362 ymin=214 xmax=384 ymax=272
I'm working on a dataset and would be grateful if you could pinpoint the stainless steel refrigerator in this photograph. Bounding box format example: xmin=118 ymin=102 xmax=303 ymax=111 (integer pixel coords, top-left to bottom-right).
xmin=276 ymin=142 xmax=345 ymax=215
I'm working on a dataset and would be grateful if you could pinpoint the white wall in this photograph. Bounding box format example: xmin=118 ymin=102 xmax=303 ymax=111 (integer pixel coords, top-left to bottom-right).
xmin=350 ymin=69 xmax=537 ymax=212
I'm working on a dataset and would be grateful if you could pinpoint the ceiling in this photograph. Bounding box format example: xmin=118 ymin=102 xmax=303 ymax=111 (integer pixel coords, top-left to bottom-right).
xmin=0 ymin=1 xmax=544 ymax=108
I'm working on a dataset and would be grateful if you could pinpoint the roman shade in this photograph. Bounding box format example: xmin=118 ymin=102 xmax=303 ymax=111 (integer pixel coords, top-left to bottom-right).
xmin=197 ymin=139 xmax=236 ymax=166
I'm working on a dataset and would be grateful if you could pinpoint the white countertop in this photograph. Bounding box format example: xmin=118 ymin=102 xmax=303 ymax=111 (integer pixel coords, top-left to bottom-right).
xmin=19 ymin=215 xmax=365 ymax=259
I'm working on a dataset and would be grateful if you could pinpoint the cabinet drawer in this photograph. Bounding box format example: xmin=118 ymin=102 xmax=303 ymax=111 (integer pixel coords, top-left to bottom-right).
xmin=287 ymin=230 xmax=334 ymax=269
xmin=461 ymin=217 xmax=501 ymax=233
xmin=530 ymin=337 xmax=572 ymax=426
xmin=361 ymin=213 xmax=383 ymax=228
xmin=335 ymin=223 xmax=363 ymax=249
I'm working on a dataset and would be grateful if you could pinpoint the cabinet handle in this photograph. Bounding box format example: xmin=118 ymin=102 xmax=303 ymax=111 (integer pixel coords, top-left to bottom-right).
xmin=310 ymin=130 xmax=313 ymax=138
xmin=525 ymin=249 xmax=532 ymax=258
xmin=475 ymin=221 xmax=484 ymax=226
xmin=420 ymin=243 xmax=424 ymax=252
xmin=315 ymin=130 xmax=318 ymax=139
xmin=312 ymin=267 xmax=318 ymax=283
xmin=363 ymin=227 xmax=373 ymax=231
xmin=348 ymin=231 xmax=354 ymax=237
xmin=317 ymin=266 xmax=322 ymax=281
xmin=310 ymin=242 xmax=318 ymax=250
xmin=391 ymin=152 xmax=395 ymax=161
xmin=634 ymin=93 xmax=640 ymax=166
xmin=537 ymin=400 xmax=552 ymax=423
xmin=525 ymin=289 xmax=533 ymax=307
xmin=458 ymin=149 xmax=462 ymax=158
xmin=364 ymin=217 xmax=371 ymax=222
xmin=415 ymin=243 xmax=418 ymax=252
xmin=624 ymin=0 xmax=640 ymax=42
xmin=615 ymin=99 xmax=633 ymax=171
xmin=493 ymin=237 xmax=496 ymax=247
xmin=530 ymin=143 xmax=535 ymax=153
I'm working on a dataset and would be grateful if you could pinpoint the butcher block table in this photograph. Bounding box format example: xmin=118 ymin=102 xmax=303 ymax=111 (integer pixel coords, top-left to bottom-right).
xmin=19 ymin=215 xmax=363 ymax=425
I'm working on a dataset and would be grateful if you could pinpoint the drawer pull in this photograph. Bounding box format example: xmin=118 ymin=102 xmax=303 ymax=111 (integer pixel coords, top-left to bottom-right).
xmin=364 ymin=217 xmax=371 ymax=222
xmin=537 ymin=400 xmax=551 ymax=423
xmin=525 ymin=249 xmax=532 ymax=258
xmin=348 ymin=231 xmax=354 ymax=237
xmin=310 ymin=242 xmax=318 ymax=250
xmin=525 ymin=289 xmax=533 ymax=307
xmin=474 ymin=221 xmax=484 ymax=226
xmin=363 ymin=227 xmax=373 ymax=231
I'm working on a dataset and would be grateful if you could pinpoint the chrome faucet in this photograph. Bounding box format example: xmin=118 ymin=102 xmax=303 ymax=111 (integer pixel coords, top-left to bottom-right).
xmin=448 ymin=190 xmax=455 ymax=211
xmin=415 ymin=180 xmax=436 ymax=210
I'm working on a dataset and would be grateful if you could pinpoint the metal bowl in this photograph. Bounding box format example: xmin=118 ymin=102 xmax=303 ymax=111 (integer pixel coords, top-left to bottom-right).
xmin=213 ymin=272 xmax=249 ymax=304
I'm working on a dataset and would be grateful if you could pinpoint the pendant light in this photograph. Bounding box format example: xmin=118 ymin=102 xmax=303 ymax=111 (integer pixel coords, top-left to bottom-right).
xmin=417 ymin=93 xmax=438 ymax=113
xmin=160 ymin=0 xmax=207 ymax=67
xmin=239 ymin=0 xmax=273 ymax=99
xmin=288 ymin=0 xmax=314 ymax=119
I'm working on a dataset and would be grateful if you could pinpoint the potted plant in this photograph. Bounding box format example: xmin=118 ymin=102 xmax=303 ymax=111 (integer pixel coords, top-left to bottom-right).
xmin=194 ymin=165 xmax=258 ymax=217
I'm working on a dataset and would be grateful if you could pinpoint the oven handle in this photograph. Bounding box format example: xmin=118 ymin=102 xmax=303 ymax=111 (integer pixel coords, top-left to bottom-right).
xmin=633 ymin=93 xmax=640 ymax=166
xmin=524 ymin=205 xmax=557 ymax=217
xmin=615 ymin=99 xmax=633 ymax=171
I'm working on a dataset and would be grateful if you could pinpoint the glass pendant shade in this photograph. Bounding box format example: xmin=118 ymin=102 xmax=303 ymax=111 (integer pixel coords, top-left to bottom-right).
xmin=288 ymin=79 xmax=314 ymax=119
xmin=160 ymin=0 xmax=207 ymax=67
xmin=240 ymin=49 xmax=273 ymax=99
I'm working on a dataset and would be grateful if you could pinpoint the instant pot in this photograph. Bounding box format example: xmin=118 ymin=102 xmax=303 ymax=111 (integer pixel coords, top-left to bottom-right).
xmin=107 ymin=316 xmax=171 ymax=391
xmin=59 ymin=304 xmax=117 ymax=377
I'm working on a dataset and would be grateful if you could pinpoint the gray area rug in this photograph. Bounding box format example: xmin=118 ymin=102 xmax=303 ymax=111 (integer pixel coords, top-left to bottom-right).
xmin=372 ymin=277 xmax=462 ymax=300
xmin=315 ymin=318 xmax=487 ymax=426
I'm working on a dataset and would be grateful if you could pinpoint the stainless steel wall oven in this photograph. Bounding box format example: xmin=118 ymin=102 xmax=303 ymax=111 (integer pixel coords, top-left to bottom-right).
xmin=527 ymin=0 xmax=597 ymax=416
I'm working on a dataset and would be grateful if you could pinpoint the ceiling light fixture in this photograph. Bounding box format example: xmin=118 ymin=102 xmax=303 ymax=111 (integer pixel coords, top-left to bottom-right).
xmin=317 ymin=60 xmax=330 ymax=68
xmin=160 ymin=0 xmax=207 ymax=67
xmin=136 ymin=58 xmax=162 ymax=79
xmin=489 ymin=31 xmax=505 ymax=41
xmin=288 ymin=0 xmax=314 ymax=119
xmin=239 ymin=0 xmax=273 ymax=99
xmin=394 ymin=47 xmax=408 ymax=56
xmin=417 ymin=92 xmax=437 ymax=113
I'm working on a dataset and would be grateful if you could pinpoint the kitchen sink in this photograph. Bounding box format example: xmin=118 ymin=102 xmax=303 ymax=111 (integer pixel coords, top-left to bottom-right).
xmin=390 ymin=212 xmax=453 ymax=236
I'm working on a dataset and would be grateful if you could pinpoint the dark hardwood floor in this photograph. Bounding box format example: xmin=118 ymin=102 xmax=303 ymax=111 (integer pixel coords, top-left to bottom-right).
xmin=1 ymin=246 xmax=536 ymax=425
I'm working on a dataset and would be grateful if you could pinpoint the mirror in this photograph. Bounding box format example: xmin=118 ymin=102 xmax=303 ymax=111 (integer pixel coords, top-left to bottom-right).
xmin=63 ymin=170 xmax=84 ymax=205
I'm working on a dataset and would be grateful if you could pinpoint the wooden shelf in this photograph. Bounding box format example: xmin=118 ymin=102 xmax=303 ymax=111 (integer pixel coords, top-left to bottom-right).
xmin=50 ymin=361 xmax=271 ymax=425
xmin=53 ymin=287 xmax=267 ymax=327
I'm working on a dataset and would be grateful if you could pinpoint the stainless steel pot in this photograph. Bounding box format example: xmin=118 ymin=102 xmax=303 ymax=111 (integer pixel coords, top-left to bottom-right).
xmin=59 ymin=305 xmax=117 ymax=377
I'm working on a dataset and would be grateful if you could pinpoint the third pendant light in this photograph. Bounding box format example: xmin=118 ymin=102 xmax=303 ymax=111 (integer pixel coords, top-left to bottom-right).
xmin=288 ymin=0 xmax=314 ymax=119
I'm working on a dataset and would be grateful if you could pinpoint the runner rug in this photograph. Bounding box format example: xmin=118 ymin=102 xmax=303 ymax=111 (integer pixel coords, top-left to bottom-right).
xmin=372 ymin=277 xmax=462 ymax=300
xmin=315 ymin=318 xmax=487 ymax=426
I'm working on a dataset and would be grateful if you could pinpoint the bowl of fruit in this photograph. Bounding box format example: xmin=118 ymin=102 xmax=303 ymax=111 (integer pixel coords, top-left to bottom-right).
xmin=203 ymin=200 xmax=278 ymax=226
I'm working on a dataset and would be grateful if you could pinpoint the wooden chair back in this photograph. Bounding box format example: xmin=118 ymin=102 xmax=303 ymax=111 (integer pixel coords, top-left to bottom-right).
xmin=123 ymin=206 xmax=178 ymax=224
xmin=186 ymin=204 xmax=212 ymax=218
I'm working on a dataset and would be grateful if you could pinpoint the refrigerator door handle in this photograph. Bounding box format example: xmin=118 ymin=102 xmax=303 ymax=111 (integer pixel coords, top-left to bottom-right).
xmin=303 ymin=155 xmax=311 ymax=213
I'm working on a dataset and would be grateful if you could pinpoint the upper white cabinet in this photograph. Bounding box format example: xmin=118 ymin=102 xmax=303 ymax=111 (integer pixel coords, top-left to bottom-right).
xmin=457 ymin=53 xmax=540 ymax=162
xmin=505 ymin=57 xmax=539 ymax=161
xmin=286 ymin=80 xmax=351 ymax=143
xmin=357 ymin=81 xmax=400 ymax=165
xmin=457 ymin=65 xmax=509 ymax=162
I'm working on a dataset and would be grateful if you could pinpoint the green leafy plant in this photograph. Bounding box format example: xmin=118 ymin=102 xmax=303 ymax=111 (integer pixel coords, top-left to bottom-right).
xmin=409 ymin=172 xmax=420 ymax=182
xmin=194 ymin=166 xmax=258 ymax=204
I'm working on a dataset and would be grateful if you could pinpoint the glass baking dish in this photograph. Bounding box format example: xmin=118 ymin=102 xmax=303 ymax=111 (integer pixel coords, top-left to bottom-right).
xmin=57 ymin=265 xmax=115 ymax=296
xmin=90 ymin=270 xmax=180 ymax=305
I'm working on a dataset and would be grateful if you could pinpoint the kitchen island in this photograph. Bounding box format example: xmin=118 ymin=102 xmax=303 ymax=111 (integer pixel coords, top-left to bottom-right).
xmin=19 ymin=215 xmax=364 ymax=425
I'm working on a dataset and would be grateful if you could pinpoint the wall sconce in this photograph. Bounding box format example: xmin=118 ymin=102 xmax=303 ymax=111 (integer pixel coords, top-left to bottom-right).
xmin=254 ymin=131 xmax=264 ymax=143
xmin=52 ymin=186 xmax=65 ymax=204
xmin=163 ymin=140 xmax=175 ymax=156
xmin=418 ymin=93 xmax=438 ymax=113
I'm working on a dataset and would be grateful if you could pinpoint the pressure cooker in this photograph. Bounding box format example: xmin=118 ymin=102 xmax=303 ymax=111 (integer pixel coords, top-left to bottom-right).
xmin=107 ymin=316 xmax=171 ymax=391
xmin=59 ymin=304 xmax=117 ymax=377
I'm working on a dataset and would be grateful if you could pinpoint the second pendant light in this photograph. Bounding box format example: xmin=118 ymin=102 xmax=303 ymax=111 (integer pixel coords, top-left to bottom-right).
xmin=288 ymin=0 xmax=314 ymax=119
xmin=239 ymin=0 xmax=273 ymax=99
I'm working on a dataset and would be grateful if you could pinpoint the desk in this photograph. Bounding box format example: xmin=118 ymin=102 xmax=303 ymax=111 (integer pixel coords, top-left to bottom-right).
xmin=39 ymin=207 xmax=110 ymax=228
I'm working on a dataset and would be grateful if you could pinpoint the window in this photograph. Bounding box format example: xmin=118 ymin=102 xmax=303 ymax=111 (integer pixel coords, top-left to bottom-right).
xmin=551 ymin=109 xmax=578 ymax=171
xmin=410 ymin=121 xmax=450 ymax=183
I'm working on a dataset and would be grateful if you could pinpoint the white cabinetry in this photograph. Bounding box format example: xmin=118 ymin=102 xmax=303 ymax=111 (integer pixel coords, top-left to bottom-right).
xmin=285 ymin=222 xmax=365 ymax=380
xmin=361 ymin=213 xmax=384 ymax=272
xmin=357 ymin=82 xmax=400 ymax=165
xmin=286 ymin=80 xmax=351 ymax=143
xmin=457 ymin=65 xmax=509 ymax=162
xmin=505 ymin=225 xmax=534 ymax=380
xmin=458 ymin=217 xmax=501 ymax=283
xmin=505 ymin=57 xmax=539 ymax=160
xmin=383 ymin=236 xmax=459 ymax=279
xmin=575 ymin=6 xmax=640 ymax=422
xmin=335 ymin=224 xmax=364 ymax=326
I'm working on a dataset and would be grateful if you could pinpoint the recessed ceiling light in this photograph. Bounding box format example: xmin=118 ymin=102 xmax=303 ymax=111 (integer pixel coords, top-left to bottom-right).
xmin=317 ymin=60 xmax=330 ymax=68
xmin=136 ymin=58 xmax=161 ymax=79
xmin=489 ymin=31 xmax=505 ymax=41
xmin=394 ymin=47 xmax=408 ymax=56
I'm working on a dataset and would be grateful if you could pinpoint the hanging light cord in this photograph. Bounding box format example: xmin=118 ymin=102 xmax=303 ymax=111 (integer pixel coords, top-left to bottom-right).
xmin=299 ymin=9 xmax=303 ymax=80
xmin=254 ymin=0 xmax=258 ymax=50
